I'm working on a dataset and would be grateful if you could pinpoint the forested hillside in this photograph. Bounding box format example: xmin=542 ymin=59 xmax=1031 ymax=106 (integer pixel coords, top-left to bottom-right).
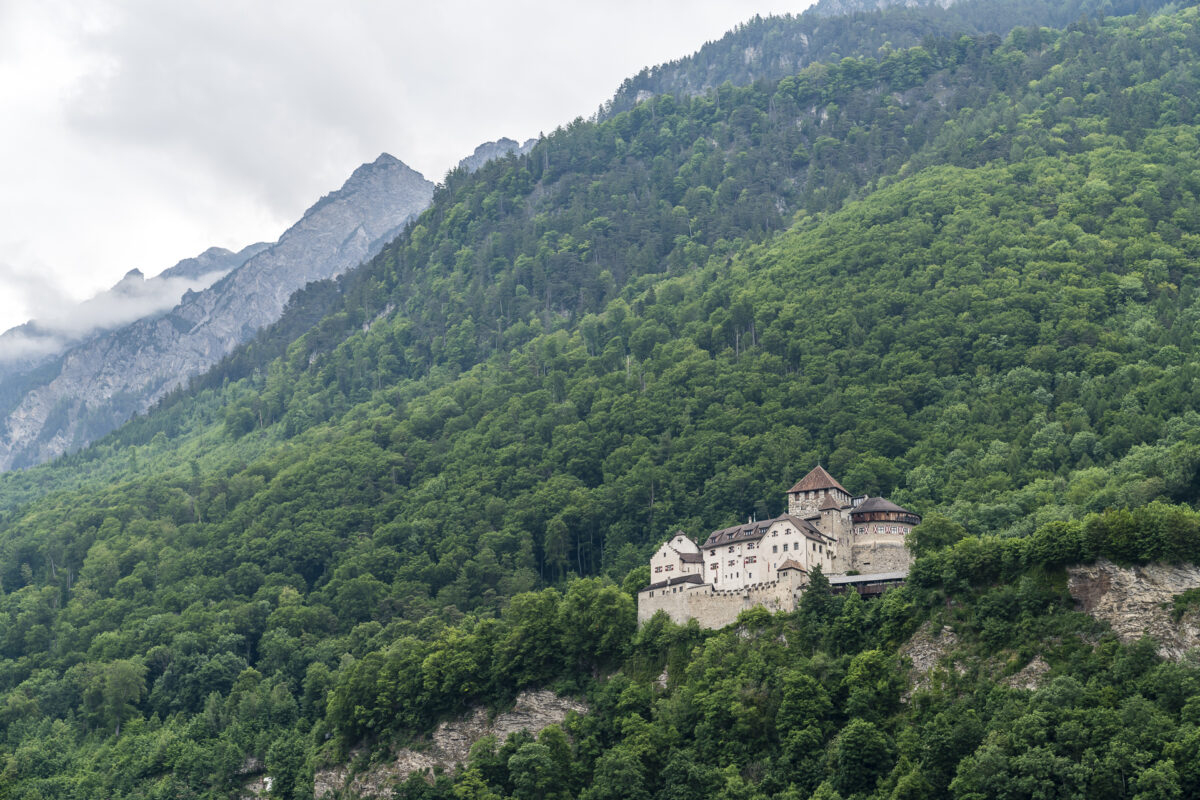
xmin=4 ymin=4 xmax=1200 ymax=798
xmin=603 ymin=0 xmax=1170 ymax=117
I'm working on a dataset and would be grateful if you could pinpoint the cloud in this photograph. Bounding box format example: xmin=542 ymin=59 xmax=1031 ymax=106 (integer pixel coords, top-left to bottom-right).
xmin=0 ymin=267 xmax=228 ymax=363
xmin=0 ymin=253 xmax=65 ymax=333
xmin=65 ymin=1 xmax=414 ymax=215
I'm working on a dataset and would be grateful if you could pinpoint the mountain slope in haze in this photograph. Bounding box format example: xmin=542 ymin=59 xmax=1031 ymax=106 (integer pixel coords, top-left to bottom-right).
xmin=457 ymin=137 xmax=537 ymax=173
xmin=0 ymin=154 xmax=433 ymax=470
xmin=809 ymin=0 xmax=959 ymax=15
xmin=0 ymin=244 xmax=267 ymax=372
xmin=0 ymin=244 xmax=268 ymax=411
xmin=603 ymin=0 xmax=1169 ymax=117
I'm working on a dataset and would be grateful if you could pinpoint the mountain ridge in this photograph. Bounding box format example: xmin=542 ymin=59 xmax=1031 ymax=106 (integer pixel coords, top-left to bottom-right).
xmin=0 ymin=153 xmax=434 ymax=470
xmin=0 ymin=243 xmax=267 ymax=373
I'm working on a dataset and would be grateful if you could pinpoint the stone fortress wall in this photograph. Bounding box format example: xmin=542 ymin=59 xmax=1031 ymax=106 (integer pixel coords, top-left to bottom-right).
xmin=637 ymin=569 xmax=808 ymax=628
xmin=849 ymin=538 xmax=912 ymax=574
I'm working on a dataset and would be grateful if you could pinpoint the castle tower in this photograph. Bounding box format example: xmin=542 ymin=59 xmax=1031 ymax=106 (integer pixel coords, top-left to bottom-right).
xmin=847 ymin=497 xmax=921 ymax=573
xmin=787 ymin=465 xmax=852 ymax=516
xmin=817 ymin=494 xmax=848 ymax=540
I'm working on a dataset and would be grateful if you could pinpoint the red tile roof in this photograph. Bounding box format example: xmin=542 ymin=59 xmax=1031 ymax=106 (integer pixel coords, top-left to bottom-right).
xmin=788 ymin=465 xmax=849 ymax=495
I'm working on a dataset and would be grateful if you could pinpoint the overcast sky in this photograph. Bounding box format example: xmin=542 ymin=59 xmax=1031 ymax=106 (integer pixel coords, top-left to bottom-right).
xmin=0 ymin=0 xmax=813 ymax=334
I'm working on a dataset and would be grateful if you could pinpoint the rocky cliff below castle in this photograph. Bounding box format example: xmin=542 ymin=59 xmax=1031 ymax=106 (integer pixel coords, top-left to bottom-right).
xmin=1068 ymin=559 xmax=1200 ymax=660
xmin=0 ymin=154 xmax=434 ymax=470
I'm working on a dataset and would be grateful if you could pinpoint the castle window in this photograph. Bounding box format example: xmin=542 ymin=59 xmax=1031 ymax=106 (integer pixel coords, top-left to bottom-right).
xmin=710 ymin=563 xmax=717 ymax=570
xmin=772 ymin=545 xmax=778 ymax=553
xmin=782 ymin=543 xmax=788 ymax=552
xmin=665 ymin=564 xmax=674 ymax=571
xmin=729 ymin=546 xmax=735 ymax=553
xmin=710 ymin=550 xmax=715 ymax=556
xmin=655 ymin=566 xmax=663 ymax=573
xmin=728 ymin=560 xmax=736 ymax=566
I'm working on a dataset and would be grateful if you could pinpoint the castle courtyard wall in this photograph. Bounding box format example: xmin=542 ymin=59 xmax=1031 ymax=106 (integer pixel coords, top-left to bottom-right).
xmin=638 ymin=572 xmax=807 ymax=629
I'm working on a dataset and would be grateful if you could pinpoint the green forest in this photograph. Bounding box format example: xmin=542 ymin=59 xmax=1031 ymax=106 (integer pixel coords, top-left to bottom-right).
xmin=4 ymin=2 xmax=1200 ymax=798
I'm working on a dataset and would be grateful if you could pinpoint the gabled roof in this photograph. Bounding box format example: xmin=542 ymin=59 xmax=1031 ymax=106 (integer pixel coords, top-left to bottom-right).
xmin=777 ymin=513 xmax=834 ymax=543
xmin=679 ymin=552 xmax=703 ymax=563
xmin=641 ymin=573 xmax=704 ymax=593
xmin=851 ymin=496 xmax=916 ymax=516
xmin=777 ymin=559 xmax=806 ymax=572
xmin=701 ymin=520 xmax=772 ymax=548
xmin=666 ymin=533 xmax=700 ymax=559
xmin=701 ymin=513 xmax=835 ymax=549
xmin=788 ymin=465 xmax=849 ymax=495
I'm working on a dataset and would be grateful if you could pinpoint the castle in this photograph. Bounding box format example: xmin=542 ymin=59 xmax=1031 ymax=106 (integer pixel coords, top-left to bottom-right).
xmin=638 ymin=466 xmax=919 ymax=628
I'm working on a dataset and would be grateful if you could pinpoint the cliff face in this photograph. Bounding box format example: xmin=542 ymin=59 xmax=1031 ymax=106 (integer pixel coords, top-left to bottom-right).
xmin=307 ymin=690 xmax=587 ymax=800
xmin=1068 ymin=559 xmax=1200 ymax=659
xmin=0 ymin=154 xmax=433 ymax=470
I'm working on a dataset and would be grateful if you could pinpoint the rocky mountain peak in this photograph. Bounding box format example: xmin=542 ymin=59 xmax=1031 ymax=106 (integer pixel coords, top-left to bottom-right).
xmin=0 ymin=155 xmax=435 ymax=470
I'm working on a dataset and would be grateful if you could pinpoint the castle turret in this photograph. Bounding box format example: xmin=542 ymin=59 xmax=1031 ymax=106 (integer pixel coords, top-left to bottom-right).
xmin=847 ymin=497 xmax=920 ymax=573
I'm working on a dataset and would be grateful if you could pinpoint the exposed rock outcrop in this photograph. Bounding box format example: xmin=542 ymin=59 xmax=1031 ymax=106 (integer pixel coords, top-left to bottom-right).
xmin=900 ymin=622 xmax=961 ymax=697
xmin=1004 ymin=655 xmax=1050 ymax=690
xmin=456 ymin=137 xmax=536 ymax=173
xmin=313 ymin=690 xmax=587 ymax=800
xmin=0 ymin=154 xmax=433 ymax=470
xmin=1068 ymin=559 xmax=1200 ymax=659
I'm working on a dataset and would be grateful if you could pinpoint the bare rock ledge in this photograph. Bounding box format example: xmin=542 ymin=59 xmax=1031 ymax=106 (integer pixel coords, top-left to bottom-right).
xmin=1067 ymin=559 xmax=1200 ymax=659
xmin=312 ymin=690 xmax=587 ymax=799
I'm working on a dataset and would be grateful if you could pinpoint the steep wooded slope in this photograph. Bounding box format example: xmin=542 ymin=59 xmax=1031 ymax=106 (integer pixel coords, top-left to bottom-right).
xmin=603 ymin=0 xmax=1170 ymax=117
xmin=3 ymin=5 xmax=1200 ymax=798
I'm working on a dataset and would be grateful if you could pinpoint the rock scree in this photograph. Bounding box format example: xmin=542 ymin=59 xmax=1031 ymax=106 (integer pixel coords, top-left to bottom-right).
xmin=313 ymin=690 xmax=588 ymax=799
xmin=1068 ymin=559 xmax=1200 ymax=659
